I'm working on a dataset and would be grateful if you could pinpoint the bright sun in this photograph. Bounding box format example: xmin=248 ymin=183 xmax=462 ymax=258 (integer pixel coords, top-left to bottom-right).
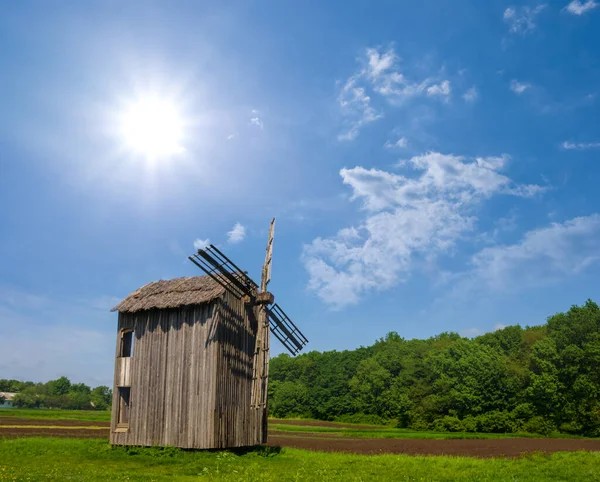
xmin=120 ymin=95 xmax=185 ymax=159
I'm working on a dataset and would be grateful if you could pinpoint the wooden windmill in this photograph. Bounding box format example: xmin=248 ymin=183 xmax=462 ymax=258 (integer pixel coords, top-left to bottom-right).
xmin=188 ymin=218 xmax=308 ymax=437
xmin=110 ymin=218 xmax=307 ymax=449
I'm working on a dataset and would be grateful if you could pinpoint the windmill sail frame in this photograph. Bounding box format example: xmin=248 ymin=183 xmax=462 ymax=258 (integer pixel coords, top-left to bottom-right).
xmin=188 ymin=222 xmax=308 ymax=357
xmin=267 ymin=303 xmax=308 ymax=355
xmin=189 ymin=244 xmax=257 ymax=299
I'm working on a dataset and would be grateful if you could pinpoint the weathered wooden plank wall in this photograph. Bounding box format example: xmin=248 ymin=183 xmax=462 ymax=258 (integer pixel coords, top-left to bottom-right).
xmin=214 ymin=290 xmax=264 ymax=448
xmin=110 ymin=303 xmax=220 ymax=448
xmin=110 ymin=294 xmax=265 ymax=449
xmin=115 ymin=357 xmax=131 ymax=387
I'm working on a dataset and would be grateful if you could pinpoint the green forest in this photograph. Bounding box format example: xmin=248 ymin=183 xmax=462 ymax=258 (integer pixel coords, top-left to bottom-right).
xmin=269 ymin=300 xmax=600 ymax=436
xmin=0 ymin=377 xmax=112 ymax=410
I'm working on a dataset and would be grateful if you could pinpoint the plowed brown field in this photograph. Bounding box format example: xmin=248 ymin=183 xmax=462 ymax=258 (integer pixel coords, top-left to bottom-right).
xmin=2 ymin=417 xmax=600 ymax=458
xmin=267 ymin=434 xmax=600 ymax=458
xmin=0 ymin=427 xmax=108 ymax=439
xmin=0 ymin=417 xmax=108 ymax=427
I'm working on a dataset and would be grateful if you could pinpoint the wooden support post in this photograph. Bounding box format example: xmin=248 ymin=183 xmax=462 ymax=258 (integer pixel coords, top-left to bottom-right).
xmin=251 ymin=218 xmax=275 ymax=444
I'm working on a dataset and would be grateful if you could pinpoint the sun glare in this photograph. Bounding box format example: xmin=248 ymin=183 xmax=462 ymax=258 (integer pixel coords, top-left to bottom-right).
xmin=121 ymin=95 xmax=184 ymax=159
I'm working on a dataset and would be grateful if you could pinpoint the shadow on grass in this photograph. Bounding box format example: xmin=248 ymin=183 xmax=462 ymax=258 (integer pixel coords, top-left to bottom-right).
xmin=114 ymin=443 xmax=283 ymax=458
xmin=228 ymin=444 xmax=282 ymax=457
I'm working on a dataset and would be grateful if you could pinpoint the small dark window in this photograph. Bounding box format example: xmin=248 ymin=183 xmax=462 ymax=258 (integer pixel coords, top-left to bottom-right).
xmin=121 ymin=330 xmax=134 ymax=357
xmin=117 ymin=387 xmax=131 ymax=426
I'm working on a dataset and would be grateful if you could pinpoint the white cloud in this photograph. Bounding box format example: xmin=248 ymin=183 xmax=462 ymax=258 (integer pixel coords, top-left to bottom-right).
xmin=193 ymin=238 xmax=210 ymax=250
xmin=494 ymin=323 xmax=507 ymax=331
xmin=337 ymin=78 xmax=382 ymax=141
xmin=303 ymin=152 xmax=544 ymax=308
xmin=384 ymin=137 xmax=408 ymax=149
xmin=365 ymin=48 xmax=449 ymax=101
xmin=562 ymin=140 xmax=600 ymax=149
xmin=337 ymin=46 xmax=452 ymax=141
xmin=250 ymin=117 xmax=264 ymax=129
xmin=365 ymin=47 xmax=397 ymax=80
xmin=565 ymin=0 xmax=598 ymax=15
xmin=227 ymin=222 xmax=246 ymax=244
xmin=463 ymin=215 xmax=600 ymax=292
xmin=510 ymin=80 xmax=531 ymax=94
xmin=227 ymin=134 xmax=235 ymax=140
xmin=463 ymin=87 xmax=478 ymax=102
xmin=426 ymin=80 xmax=451 ymax=98
xmin=504 ymin=4 xmax=547 ymax=34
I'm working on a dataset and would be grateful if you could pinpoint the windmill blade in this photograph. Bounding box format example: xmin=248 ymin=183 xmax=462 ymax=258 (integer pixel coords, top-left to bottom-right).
xmin=189 ymin=245 xmax=257 ymax=299
xmin=266 ymin=303 xmax=308 ymax=356
xmin=261 ymin=218 xmax=275 ymax=292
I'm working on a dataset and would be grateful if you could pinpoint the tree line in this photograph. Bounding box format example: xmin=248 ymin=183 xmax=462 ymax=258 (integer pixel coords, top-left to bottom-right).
xmin=269 ymin=299 xmax=600 ymax=436
xmin=0 ymin=377 xmax=112 ymax=410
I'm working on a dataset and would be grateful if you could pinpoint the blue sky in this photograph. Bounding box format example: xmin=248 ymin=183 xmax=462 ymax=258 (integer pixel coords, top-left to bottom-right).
xmin=1 ymin=1 xmax=600 ymax=387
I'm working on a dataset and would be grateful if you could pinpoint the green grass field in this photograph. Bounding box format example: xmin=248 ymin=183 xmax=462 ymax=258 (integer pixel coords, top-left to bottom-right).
xmin=0 ymin=437 xmax=599 ymax=482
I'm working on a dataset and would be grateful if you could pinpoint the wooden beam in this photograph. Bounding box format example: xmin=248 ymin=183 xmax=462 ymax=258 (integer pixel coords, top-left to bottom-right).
xmin=255 ymin=291 xmax=274 ymax=305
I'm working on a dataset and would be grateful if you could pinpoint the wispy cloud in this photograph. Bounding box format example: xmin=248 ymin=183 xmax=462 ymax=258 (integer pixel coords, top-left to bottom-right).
xmin=562 ymin=140 xmax=600 ymax=149
xmin=504 ymin=4 xmax=547 ymax=34
xmin=463 ymin=87 xmax=478 ymax=102
xmin=510 ymin=80 xmax=531 ymax=94
xmin=384 ymin=137 xmax=408 ymax=149
xmin=365 ymin=48 xmax=450 ymax=101
xmin=250 ymin=117 xmax=264 ymax=129
xmin=426 ymin=80 xmax=451 ymax=98
xmin=303 ymin=152 xmax=545 ymax=308
xmin=193 ymin=238 xmax=210 ymax=250
xmin=227 ymin=222 xmax=246 ymax=244
xmin=337 ymin=46 xmax=452 ymax=141
xmin=478 ymin=212 xmax=519 ymax=244
xmin=337 ymin=78 xmax=382 ymax=141
xmin=457 ymin=214 xmax=600 ymax=293
xmin=564 ymin=0 xmax=598 ymax=15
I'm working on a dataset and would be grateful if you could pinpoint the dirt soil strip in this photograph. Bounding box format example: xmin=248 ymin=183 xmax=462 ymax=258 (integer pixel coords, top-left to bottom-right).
xmin=268 ymin=435 xmax=600 ymax=458
xmin=270 ymin=419 xmax=383 ymax=430
xmin=3 ymin=424 xmax=600 ymax=458
xmin=0 ymin=428 xmax=109 ymax=439
xmin=0 ymin=417 xmax=109 ymax=427
xmin=270 ymin=431 xmax=344 ymax=438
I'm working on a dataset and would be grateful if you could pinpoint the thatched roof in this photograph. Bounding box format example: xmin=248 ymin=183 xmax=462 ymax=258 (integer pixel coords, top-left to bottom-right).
xmin=112 ymin=276 xmax=224 ymax=313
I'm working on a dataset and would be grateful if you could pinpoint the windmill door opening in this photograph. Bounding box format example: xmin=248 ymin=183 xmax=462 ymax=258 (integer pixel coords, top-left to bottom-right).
xmin=120 ymin=330 xmax=134 ymax=357
xmin=117 ymin=387 xmax=131 ymax=427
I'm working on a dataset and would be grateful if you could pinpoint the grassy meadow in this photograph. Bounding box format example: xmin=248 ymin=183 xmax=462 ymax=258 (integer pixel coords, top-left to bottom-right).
xmin=0 ymin=437 xmax=599 ymax=482
xmin=1 ymin=410 xmax=600 ymax=480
